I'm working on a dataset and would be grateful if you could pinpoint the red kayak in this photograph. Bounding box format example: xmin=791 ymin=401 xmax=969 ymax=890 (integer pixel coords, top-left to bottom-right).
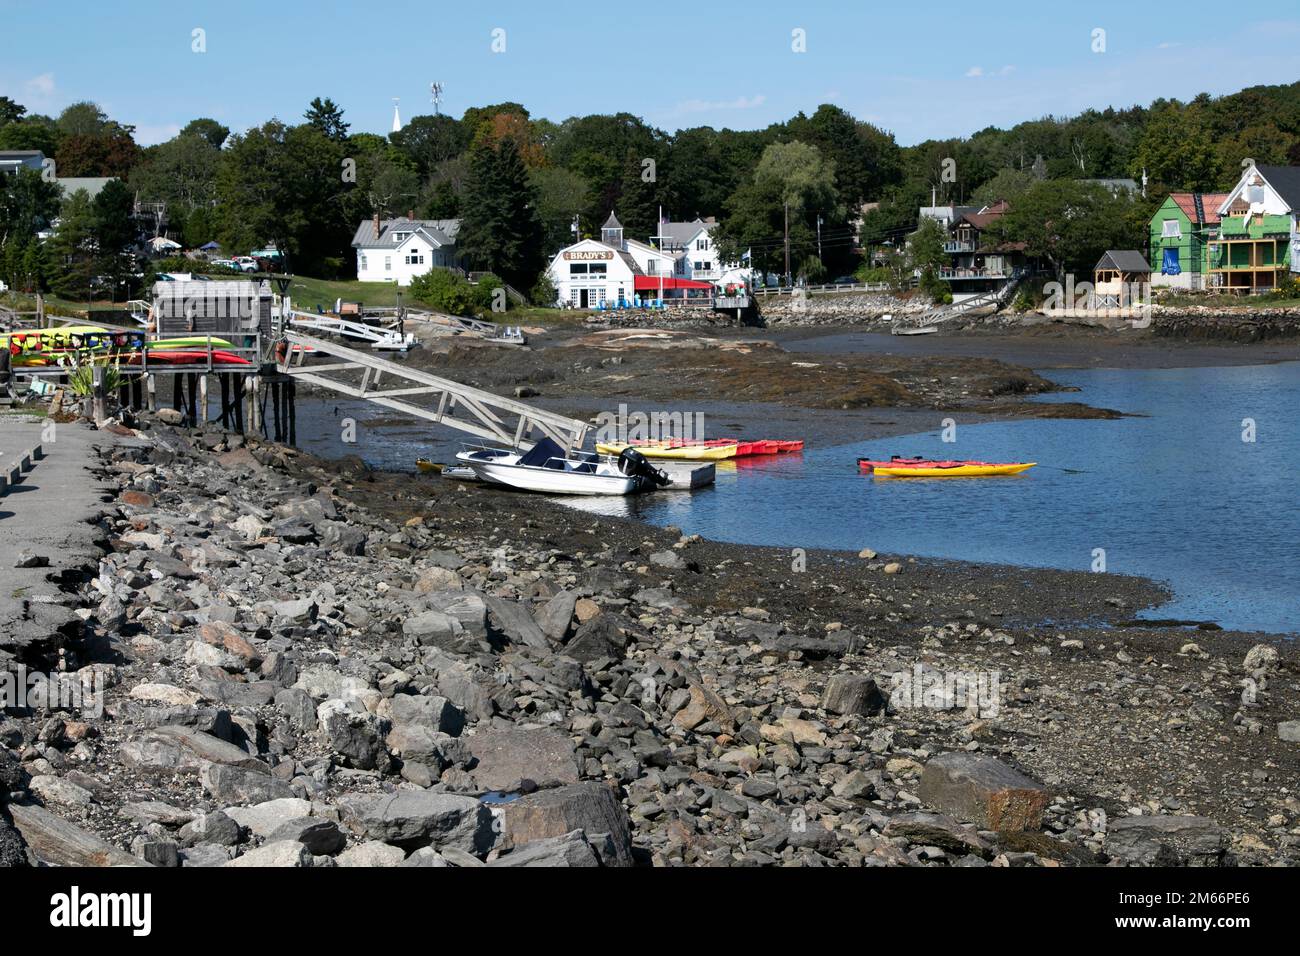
xmin=631 ymin=438 xmax=801 ymax=457
xmin=125 ymin=349 xmax=251 ymax=366
xmin=859 ymin=456 xmax=1001 ymax=471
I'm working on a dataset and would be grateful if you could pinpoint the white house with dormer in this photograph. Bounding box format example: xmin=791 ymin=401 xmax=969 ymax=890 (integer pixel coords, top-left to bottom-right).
xmin=650 ymin=216 xmax=752 ymax=287
xmin=351 ymin=214 xmax=462 ymax=285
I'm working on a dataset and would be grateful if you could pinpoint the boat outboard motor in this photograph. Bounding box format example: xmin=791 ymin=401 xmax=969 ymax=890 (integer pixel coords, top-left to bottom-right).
xmin=617 ymin=447 xmax=670 ymax=488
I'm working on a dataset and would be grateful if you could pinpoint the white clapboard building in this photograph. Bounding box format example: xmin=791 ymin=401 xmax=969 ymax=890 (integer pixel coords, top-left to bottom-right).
xmin=351 ymin=214 xmax=462 ymax=285
xmin=651 ymin=216 xmax=751 ymax=287
xmin=546 ymin=212 xmax=714 ymax=308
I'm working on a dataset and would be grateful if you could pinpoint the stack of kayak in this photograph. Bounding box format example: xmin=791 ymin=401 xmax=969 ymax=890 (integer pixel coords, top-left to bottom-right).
xmin=594 ymin=438 xmax=804 ymax=461
xmin=858 ymin=456 xmax=1036 ymax=477
xmin=2 ymin=326 xmax=250 ymax=367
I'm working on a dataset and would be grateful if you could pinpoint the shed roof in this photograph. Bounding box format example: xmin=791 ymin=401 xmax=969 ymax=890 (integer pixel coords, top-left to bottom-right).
xmin=1095 ymin=250 xmax=1151 ymax=273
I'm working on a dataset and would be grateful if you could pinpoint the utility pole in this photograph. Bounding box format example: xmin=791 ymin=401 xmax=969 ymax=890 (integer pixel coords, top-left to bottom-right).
xmin=783 ymin=202 xmax=791 ymax=286
xmin=816 ymin=215 xmax=823 ymax=261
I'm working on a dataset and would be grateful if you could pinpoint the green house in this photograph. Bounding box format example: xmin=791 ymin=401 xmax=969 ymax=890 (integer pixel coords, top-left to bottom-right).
xmin=1149 ymin=192 xmax=1228 ymax=290
xmin=1206 ymin=164 xmax=1300 ymax=293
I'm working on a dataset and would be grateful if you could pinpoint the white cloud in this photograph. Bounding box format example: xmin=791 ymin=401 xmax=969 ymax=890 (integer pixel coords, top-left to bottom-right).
xmin=668 ymin=94 xmax=766 ymax=116
xmin=1156 ymin=41 xmax=1181 ymax=49
xmin=23 ymin=72 xmax=55 ymax=98
xmin=966 ymin=65 xmax=1015 ymax=79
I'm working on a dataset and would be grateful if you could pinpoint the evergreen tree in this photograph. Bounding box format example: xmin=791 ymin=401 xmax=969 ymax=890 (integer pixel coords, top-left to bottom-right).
xmin=45 ymin=190 xmax=97 ymax=300
xmin=304 ymin=97 xmax=350 ymax=142
xmin=457 ymin=139 xmax=544 ymax=289
xmin=617 ymin=149 xmax=658 ymax=241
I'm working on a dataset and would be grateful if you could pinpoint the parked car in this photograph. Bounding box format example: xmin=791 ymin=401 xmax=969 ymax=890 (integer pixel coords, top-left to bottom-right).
xmin=831 ymin=275 xmax=858 ymax=285
xmin=233 ymin=256 xmax=259 ymax=272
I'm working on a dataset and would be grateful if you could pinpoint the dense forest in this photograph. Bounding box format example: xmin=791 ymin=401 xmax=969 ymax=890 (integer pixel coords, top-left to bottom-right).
xmin=2 ymin=80 xmax=1299 ymax=298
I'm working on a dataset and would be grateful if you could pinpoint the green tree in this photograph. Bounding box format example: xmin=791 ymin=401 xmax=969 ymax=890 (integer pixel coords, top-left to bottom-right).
xmin=617 ymin=149 xmax=659 ymax=240
xmin=1131 ymin=105 xmax=1218 ymax=192
xmin=304 ymin=97 xmax=350 ymax=141
xmin=93 ymin=178 xmax=136 ymax=254
xmin=0 ymin=116 xmax=61 ymax=156
xmin=180 ymin=118 xmax=230 ymax=148
xmin=908 ymin=217 xmax=948 ymax=301
xmin=392 ymin=114 xmax=467 ymax=180
xmin=44 ymin=189 xmax=97 ymax=300
xmin=716 ymin=140 xmax=842 ymax=278
xmin=531 ymin=165 xmax=589 ymax=254
xmin=0 ymin=96 xmax=26 ymax=127
xmin=0 ymin=167 xmax=61 ymax=247
xmin=456 ymin=138 xmax=545 ymax=289
xmin=988 ymin=179 xmax=1137 ymax=281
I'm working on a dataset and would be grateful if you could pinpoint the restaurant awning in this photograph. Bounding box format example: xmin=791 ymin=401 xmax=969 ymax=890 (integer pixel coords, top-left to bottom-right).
xmin=632 ymin=276 xmax=713 ymax=291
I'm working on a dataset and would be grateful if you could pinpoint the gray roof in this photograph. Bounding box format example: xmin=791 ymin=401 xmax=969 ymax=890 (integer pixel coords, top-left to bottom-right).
xmin=352 ymin=217 xmax=460 ymax=250
xmin=58 ymin=177 xmax=117 ymax=199
xmin=602 ymin=211 xmax=622 ymax=230
xmin=1256 ymin=165 xmax=1300 ymax=211
xmin=654 ymin=217 xmax=714 ymax=249
xmin=1096 ymin=250 xmax=1151 ymax=273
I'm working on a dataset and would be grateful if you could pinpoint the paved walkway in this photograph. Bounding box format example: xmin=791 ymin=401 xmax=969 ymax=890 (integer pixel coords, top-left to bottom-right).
xmin=0 ymin=414 xmax=116 ymax=661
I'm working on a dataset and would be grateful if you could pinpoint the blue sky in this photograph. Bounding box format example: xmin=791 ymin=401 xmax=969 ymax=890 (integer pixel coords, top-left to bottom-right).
xmin=2 ymin=0 xmax=1298 ymax=146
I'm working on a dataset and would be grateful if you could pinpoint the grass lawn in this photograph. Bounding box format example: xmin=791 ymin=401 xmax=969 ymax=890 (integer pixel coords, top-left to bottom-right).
xmin=283 ymin=276 xmax=407 ymax=310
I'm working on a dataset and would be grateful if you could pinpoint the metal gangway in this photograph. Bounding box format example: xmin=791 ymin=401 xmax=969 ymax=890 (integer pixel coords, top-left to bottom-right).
xmin=891 ymin=270 xmax=1027 ymax=334
xmin=276 ymin=331 xmax=588 ymax=450
xmin=284 ymin=308 xmax=417 ymax=351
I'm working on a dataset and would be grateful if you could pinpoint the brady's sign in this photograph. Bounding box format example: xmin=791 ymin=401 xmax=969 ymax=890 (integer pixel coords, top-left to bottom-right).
xmin=563 ymin=250 xmax=614 ymax=261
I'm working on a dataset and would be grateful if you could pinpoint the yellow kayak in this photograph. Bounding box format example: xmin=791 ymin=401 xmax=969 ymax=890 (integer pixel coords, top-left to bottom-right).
xmin=873 ymin=462 xmax=1037 ymax=478
xmin=416 ymin=458 xmax=441 ymax=473
xmin=595 ymin=442 xmax=738 ymax=460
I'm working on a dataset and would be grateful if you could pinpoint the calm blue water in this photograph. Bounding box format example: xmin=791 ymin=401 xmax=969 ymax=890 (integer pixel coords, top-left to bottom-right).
xmin=565 ymin=363 xmax=1300 ymax=635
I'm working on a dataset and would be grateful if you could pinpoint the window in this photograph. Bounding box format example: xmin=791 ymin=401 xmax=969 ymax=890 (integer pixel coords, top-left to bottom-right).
xmin=1162 ymin=220 xmax=1182 ymax=238
xmin=696 ymin=238 xmax=710 ymax=250
xmin=393 ymin=232 xmax=410 ymax=243
xmin=360 ymin=255 xmax=368 ymax=270
xmin=570 ymin=263 xmax=588 ymax=274
xmin=385 ymin=256 xmax=392 ymax=271
xmin=405 ymin=249 xmax=424 ymax=265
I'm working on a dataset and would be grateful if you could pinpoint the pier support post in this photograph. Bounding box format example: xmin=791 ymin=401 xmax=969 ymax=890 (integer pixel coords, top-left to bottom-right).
xmin=198 ymin=374 xmax=208 ymax=425
xmin=146 ymin=374 xmax=156 ymax=412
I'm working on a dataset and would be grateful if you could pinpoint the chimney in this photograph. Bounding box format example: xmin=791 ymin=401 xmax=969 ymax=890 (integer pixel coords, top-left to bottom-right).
xmin=408 ymin=209 xmax=414 ymax=221
xmin=372 ymin=213 xmax=380 ymax=237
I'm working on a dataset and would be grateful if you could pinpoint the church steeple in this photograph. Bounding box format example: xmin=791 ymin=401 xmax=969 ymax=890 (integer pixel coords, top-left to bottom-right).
xmin=601 ymin=211 xmax=624 ymax=250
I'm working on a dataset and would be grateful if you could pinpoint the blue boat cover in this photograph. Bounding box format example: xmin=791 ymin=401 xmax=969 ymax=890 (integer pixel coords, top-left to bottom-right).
xmin=1161 ymin=248 xmax=1181 ymax=275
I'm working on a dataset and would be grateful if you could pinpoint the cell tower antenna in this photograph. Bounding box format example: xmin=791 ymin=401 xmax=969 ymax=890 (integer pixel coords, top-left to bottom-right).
xmin=430 ymin=82 xmax=444 ymax=116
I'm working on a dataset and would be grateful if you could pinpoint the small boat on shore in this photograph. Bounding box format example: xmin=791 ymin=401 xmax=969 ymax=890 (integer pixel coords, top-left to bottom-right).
xmin=457 ymin=438 xmax=668 ymax=495
xmin=859 ymin=456 xmax=1036 ymax=477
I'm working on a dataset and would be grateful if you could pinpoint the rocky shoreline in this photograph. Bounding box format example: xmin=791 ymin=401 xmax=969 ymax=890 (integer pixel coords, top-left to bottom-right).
xmin=1 ymin=416 xmax=1297 ymax=868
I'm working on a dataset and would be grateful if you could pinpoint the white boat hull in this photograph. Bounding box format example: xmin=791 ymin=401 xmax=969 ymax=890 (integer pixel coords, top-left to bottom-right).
xmin=468 ymin=460 xmax=639 ymax=495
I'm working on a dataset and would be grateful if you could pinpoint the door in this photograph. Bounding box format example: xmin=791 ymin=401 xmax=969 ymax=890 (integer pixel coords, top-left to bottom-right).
xmin=579 ymin=288 xmax=589 ymax=308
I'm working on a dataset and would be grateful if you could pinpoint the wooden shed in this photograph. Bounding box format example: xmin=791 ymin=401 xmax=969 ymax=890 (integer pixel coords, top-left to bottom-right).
xmin=1094 ymin=250 xmax=1152 ymax=308
xmin=151 ymin=279 xmax=273 ymax=342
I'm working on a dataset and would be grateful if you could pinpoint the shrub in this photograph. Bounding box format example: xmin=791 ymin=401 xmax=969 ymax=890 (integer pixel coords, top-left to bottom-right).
xmin=530 ymin=272 xmax=557 ymax=307
xmin=408 ymin=267 xmax=478 ymax=315
xmin=471 ymin=272 xmax=508 ymax=314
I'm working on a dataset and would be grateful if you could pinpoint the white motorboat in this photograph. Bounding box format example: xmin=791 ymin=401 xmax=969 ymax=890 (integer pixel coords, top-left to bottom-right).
xmin=454 ymin=438 xmax=668 ymax=496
